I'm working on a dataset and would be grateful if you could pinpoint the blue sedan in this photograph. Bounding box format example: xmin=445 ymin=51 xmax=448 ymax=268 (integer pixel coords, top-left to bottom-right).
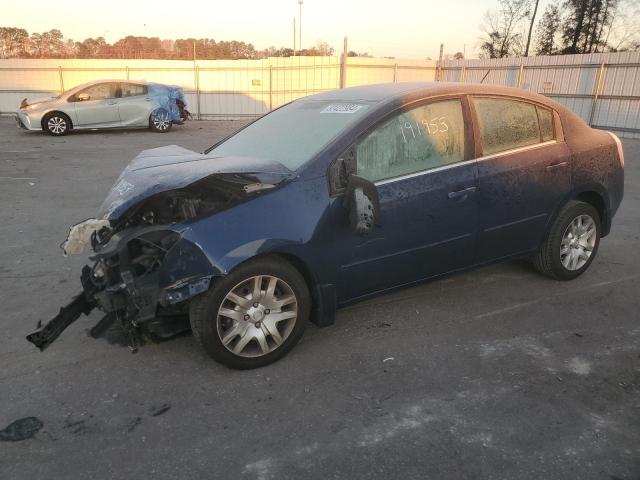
xmin=29 ymin=82 xmax=625 ymax=369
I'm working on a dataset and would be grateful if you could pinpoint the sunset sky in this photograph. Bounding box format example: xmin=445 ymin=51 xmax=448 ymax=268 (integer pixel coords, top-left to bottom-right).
xmin=3 ymin=0 xmax=552 ymax=59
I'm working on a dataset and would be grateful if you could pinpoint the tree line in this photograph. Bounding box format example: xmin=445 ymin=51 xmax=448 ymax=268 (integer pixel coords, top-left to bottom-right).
xmin=0 ymin=28 xmax=341 ymax=59
xmin=479 ymin=0 xmax=639 ymax=58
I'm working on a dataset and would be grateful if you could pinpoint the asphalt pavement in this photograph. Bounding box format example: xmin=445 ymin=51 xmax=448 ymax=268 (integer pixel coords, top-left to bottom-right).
xmin=1 ymin=117 xmax=639 ymax=480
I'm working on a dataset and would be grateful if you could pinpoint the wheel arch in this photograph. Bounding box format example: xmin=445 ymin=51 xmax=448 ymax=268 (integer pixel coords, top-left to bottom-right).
xmin=223 ymin=251 xmax=336 ymax=328
xmin=41 ymin=110 xmax=73 ymax=131
xmin=573 ymin=190 xmax=610 ymax=236
xmin=538 ymin=187 xmax=611 ymax=254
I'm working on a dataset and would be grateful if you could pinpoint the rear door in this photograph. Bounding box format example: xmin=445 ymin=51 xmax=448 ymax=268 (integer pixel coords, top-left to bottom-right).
xmin=117 ymin=83 xmax=151 ymax=127
xmin=471 ymin=97 xmax=571 ymax=262
xmin=336 ymin=97 xmax=479 ymax=301
xmin=72 ymin=82 xmax=120 ymax=127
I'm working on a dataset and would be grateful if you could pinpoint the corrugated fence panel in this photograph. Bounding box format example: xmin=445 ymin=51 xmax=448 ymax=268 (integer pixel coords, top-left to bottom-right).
xmin=0 ymin=56 xmax=422 ymax=119
xmin=441 ymin=51 xmax=640 ymax=137
xmin=1 ymin=53 xmax=638 ymax=135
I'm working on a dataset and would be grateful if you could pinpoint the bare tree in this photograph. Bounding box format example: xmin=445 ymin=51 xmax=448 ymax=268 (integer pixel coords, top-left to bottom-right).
xmin=602 ymin=1 xmax=640 ymax=51
xmin=479 ymin=0 xmax=531 ymax=58
xmin=0 ymin=27 xmax=29 ymax=58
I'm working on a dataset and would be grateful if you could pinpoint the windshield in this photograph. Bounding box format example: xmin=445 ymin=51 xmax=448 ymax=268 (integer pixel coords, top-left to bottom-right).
xmin=207 ymin=100 xmax=372 ymax=170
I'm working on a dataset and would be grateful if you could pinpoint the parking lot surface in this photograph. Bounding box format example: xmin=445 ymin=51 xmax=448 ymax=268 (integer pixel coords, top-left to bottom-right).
xmin=1 ymin=118 xmax=639 ymax=480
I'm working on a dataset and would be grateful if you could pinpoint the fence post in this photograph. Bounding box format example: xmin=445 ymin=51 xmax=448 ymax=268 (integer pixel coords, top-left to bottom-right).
xmin=340 ymin=37 xmax=348 ymax=88
xmin=588 ymin=62 xmax=606 ymax=127
xmin=125 ymin=66 xmax=130 ymax=80
xmin=460 ymin=62 xmax=466 ymax=83
xmin=194 ymin=64 xmax=201 ymax=120
xmin=58 ymin=66 xmax=64 ymax=93
xmin=516 ymin=62 xmax=524 ymax=88
xmin=393 ymin=63 xmax=398 ymax=83
xmin=269 ymin=65 xmax=273 ymax=111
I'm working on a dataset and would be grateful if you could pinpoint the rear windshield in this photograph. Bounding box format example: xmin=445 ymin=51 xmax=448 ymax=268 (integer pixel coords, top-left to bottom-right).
xmin=207 ymin=100 xmax=371 ymax=170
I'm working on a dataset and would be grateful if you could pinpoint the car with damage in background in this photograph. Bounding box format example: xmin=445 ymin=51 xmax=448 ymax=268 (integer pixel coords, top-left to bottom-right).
xmin=26 ymin=82 xmax=625 ymax=369
xmin=15 ymin=80 xmax=190 ymax=135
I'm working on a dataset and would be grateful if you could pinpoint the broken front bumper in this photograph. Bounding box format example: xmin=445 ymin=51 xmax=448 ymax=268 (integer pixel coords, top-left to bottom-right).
xmin=27 ymin=223 xmax=218 ymax=350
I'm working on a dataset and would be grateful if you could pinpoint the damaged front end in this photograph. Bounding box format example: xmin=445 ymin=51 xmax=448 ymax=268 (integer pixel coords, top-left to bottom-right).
xmin=27 ymin=146 xmax=291 ymax=351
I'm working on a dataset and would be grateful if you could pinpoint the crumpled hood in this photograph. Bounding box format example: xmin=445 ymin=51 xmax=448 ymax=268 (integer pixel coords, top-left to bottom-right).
xmin=99 ymin=145 xmax=292 ymax=221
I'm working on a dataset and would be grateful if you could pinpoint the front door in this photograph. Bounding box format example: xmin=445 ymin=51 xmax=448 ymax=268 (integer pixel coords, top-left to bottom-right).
xmin=471 ymin=97 xmax=571 ymax=261
xmin=335 ymin=98 xmax=479 ymax=302
xmin=73 ymin=82 xmax=120 ymax=127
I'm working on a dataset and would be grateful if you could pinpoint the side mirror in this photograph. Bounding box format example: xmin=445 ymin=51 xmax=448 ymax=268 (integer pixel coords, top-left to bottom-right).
xmin=77 ymin=93 xmax=90 ymax=102
xmin=343 ymin=175 xmax=380 ymax=235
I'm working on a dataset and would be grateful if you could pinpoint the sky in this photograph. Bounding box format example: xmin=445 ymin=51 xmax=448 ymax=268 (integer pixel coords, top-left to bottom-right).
xmin=3 ymin=0 xmax=551 ymax=59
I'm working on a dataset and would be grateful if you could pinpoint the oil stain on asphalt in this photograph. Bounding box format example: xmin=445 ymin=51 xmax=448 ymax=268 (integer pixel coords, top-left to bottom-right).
xmin=0 ymin=417 xmax=43 ymax=442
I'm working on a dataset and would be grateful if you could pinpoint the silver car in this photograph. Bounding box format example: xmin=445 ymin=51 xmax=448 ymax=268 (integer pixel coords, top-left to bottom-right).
xmin=15 ymin=80 xmax=190 ymax=136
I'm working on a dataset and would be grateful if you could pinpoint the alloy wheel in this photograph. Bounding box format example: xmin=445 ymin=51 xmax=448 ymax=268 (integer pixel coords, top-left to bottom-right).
xmin=47 ymin=116 xmax=67 ymax=134
xmin=216 ymin=275 xmax=298 ymax=358
xmin=560 ymin=214 xmax=597 ymax=271
xmin=152 ymin=113 xmax=170 ymax=131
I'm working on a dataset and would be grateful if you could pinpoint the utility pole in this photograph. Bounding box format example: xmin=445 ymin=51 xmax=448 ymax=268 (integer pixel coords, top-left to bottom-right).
xmin=340 ymin=37 xmax=348 ymax=88
xmin=437 ymin=43 xmax=444 ymax=81
xmin=298 ymin=0 xmax=303 ymax=52
xmin=524 ymin=0 xmax=540 ymax=57
xmin=293 ymin=17 xmax=296 ymax=54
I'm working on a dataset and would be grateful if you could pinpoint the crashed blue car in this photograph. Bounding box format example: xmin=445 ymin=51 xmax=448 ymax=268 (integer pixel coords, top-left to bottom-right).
xmin=28 ymin=82 xmax=624 ymax=369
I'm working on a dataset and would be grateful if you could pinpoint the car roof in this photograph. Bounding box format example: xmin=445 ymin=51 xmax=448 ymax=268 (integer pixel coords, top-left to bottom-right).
xmin=65 ymin=79 xmax=147 ymax=94
xmin=306 ymin=81 xmax=561 ymax=109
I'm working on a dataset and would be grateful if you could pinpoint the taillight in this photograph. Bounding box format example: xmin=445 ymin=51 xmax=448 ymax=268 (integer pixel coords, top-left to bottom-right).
xmin=607 ymin=131 xmax=624 ymax=168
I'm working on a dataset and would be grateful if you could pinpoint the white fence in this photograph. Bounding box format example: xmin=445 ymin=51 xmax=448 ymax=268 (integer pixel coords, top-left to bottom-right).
xmin=0 ymin=56 xmax=436 ymax=119
xmin=1 ymin=52 xmax=639 ymax=138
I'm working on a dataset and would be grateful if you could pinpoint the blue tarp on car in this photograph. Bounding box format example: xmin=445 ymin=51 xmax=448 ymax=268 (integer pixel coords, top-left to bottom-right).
xmin=147 ymin=83 xmax=187 ymax=122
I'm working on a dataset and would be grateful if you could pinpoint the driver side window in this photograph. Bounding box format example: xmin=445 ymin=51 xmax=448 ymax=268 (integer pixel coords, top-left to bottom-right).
xmin=357 ymin=99 xmax=465 ymax=182
xmin=78 ymin=83 xmax=118 ymax=101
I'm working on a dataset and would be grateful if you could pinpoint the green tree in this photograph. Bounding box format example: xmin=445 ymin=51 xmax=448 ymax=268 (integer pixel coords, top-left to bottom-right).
xmin=535 ymin=5 xmax=561 ymax=54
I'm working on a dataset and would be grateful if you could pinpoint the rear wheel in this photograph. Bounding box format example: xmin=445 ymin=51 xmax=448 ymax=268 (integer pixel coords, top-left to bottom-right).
xmin=189 ymin=256 xmax=310 ymax=369
xmin=43 ymin=112 xmax=70 ymax=136
xmin=149 ymin=109 xmax=172 ymax=133
xmin=533 ymin=201 xmax=601 ymax=280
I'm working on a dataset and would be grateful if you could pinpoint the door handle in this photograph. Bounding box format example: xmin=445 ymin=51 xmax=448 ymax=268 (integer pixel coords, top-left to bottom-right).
xmin=448 ymin=186 xmax=477 ymax=199
xmin=546 ymin=162 xmax=568 ymax=171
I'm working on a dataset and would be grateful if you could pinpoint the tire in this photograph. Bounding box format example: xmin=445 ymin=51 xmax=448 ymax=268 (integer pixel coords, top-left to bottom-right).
xmin=189 ymin=256 xmax=310 ymax=369
xmin=149 ymin=110 xmax=172 ymax=133
xmin=43 ymin=112 xmax=71 ymax=136
xmin=533 ymin=200 xmax=601 ymax=280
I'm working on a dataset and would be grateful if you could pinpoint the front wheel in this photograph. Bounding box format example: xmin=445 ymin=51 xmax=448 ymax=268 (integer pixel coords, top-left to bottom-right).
xmin=149 ymin=110 xmax=172 ymax=133
xmin=533 ymin=200 xmax=601 ymax=280
xmin=43 ymin=112 xmax=70 ymax=136
xmin=189 ymin=256 xmax=310 ymax=369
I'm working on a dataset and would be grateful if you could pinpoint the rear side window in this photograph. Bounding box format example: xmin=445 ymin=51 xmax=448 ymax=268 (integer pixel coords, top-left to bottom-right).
xmin=357 ymin=99 xmax=465 ymax=182
xmin=121 ymin=83 xmax=147 ymax=97
xmin=537 ymin=107 xmax=554 ymax=142
xmin=473 ymin=98 xmax=540 ymax=155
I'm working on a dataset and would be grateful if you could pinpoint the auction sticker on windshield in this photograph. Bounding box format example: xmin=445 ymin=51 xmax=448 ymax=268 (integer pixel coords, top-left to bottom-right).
xmin=321 ymin=103 xmax=364 ymax=114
